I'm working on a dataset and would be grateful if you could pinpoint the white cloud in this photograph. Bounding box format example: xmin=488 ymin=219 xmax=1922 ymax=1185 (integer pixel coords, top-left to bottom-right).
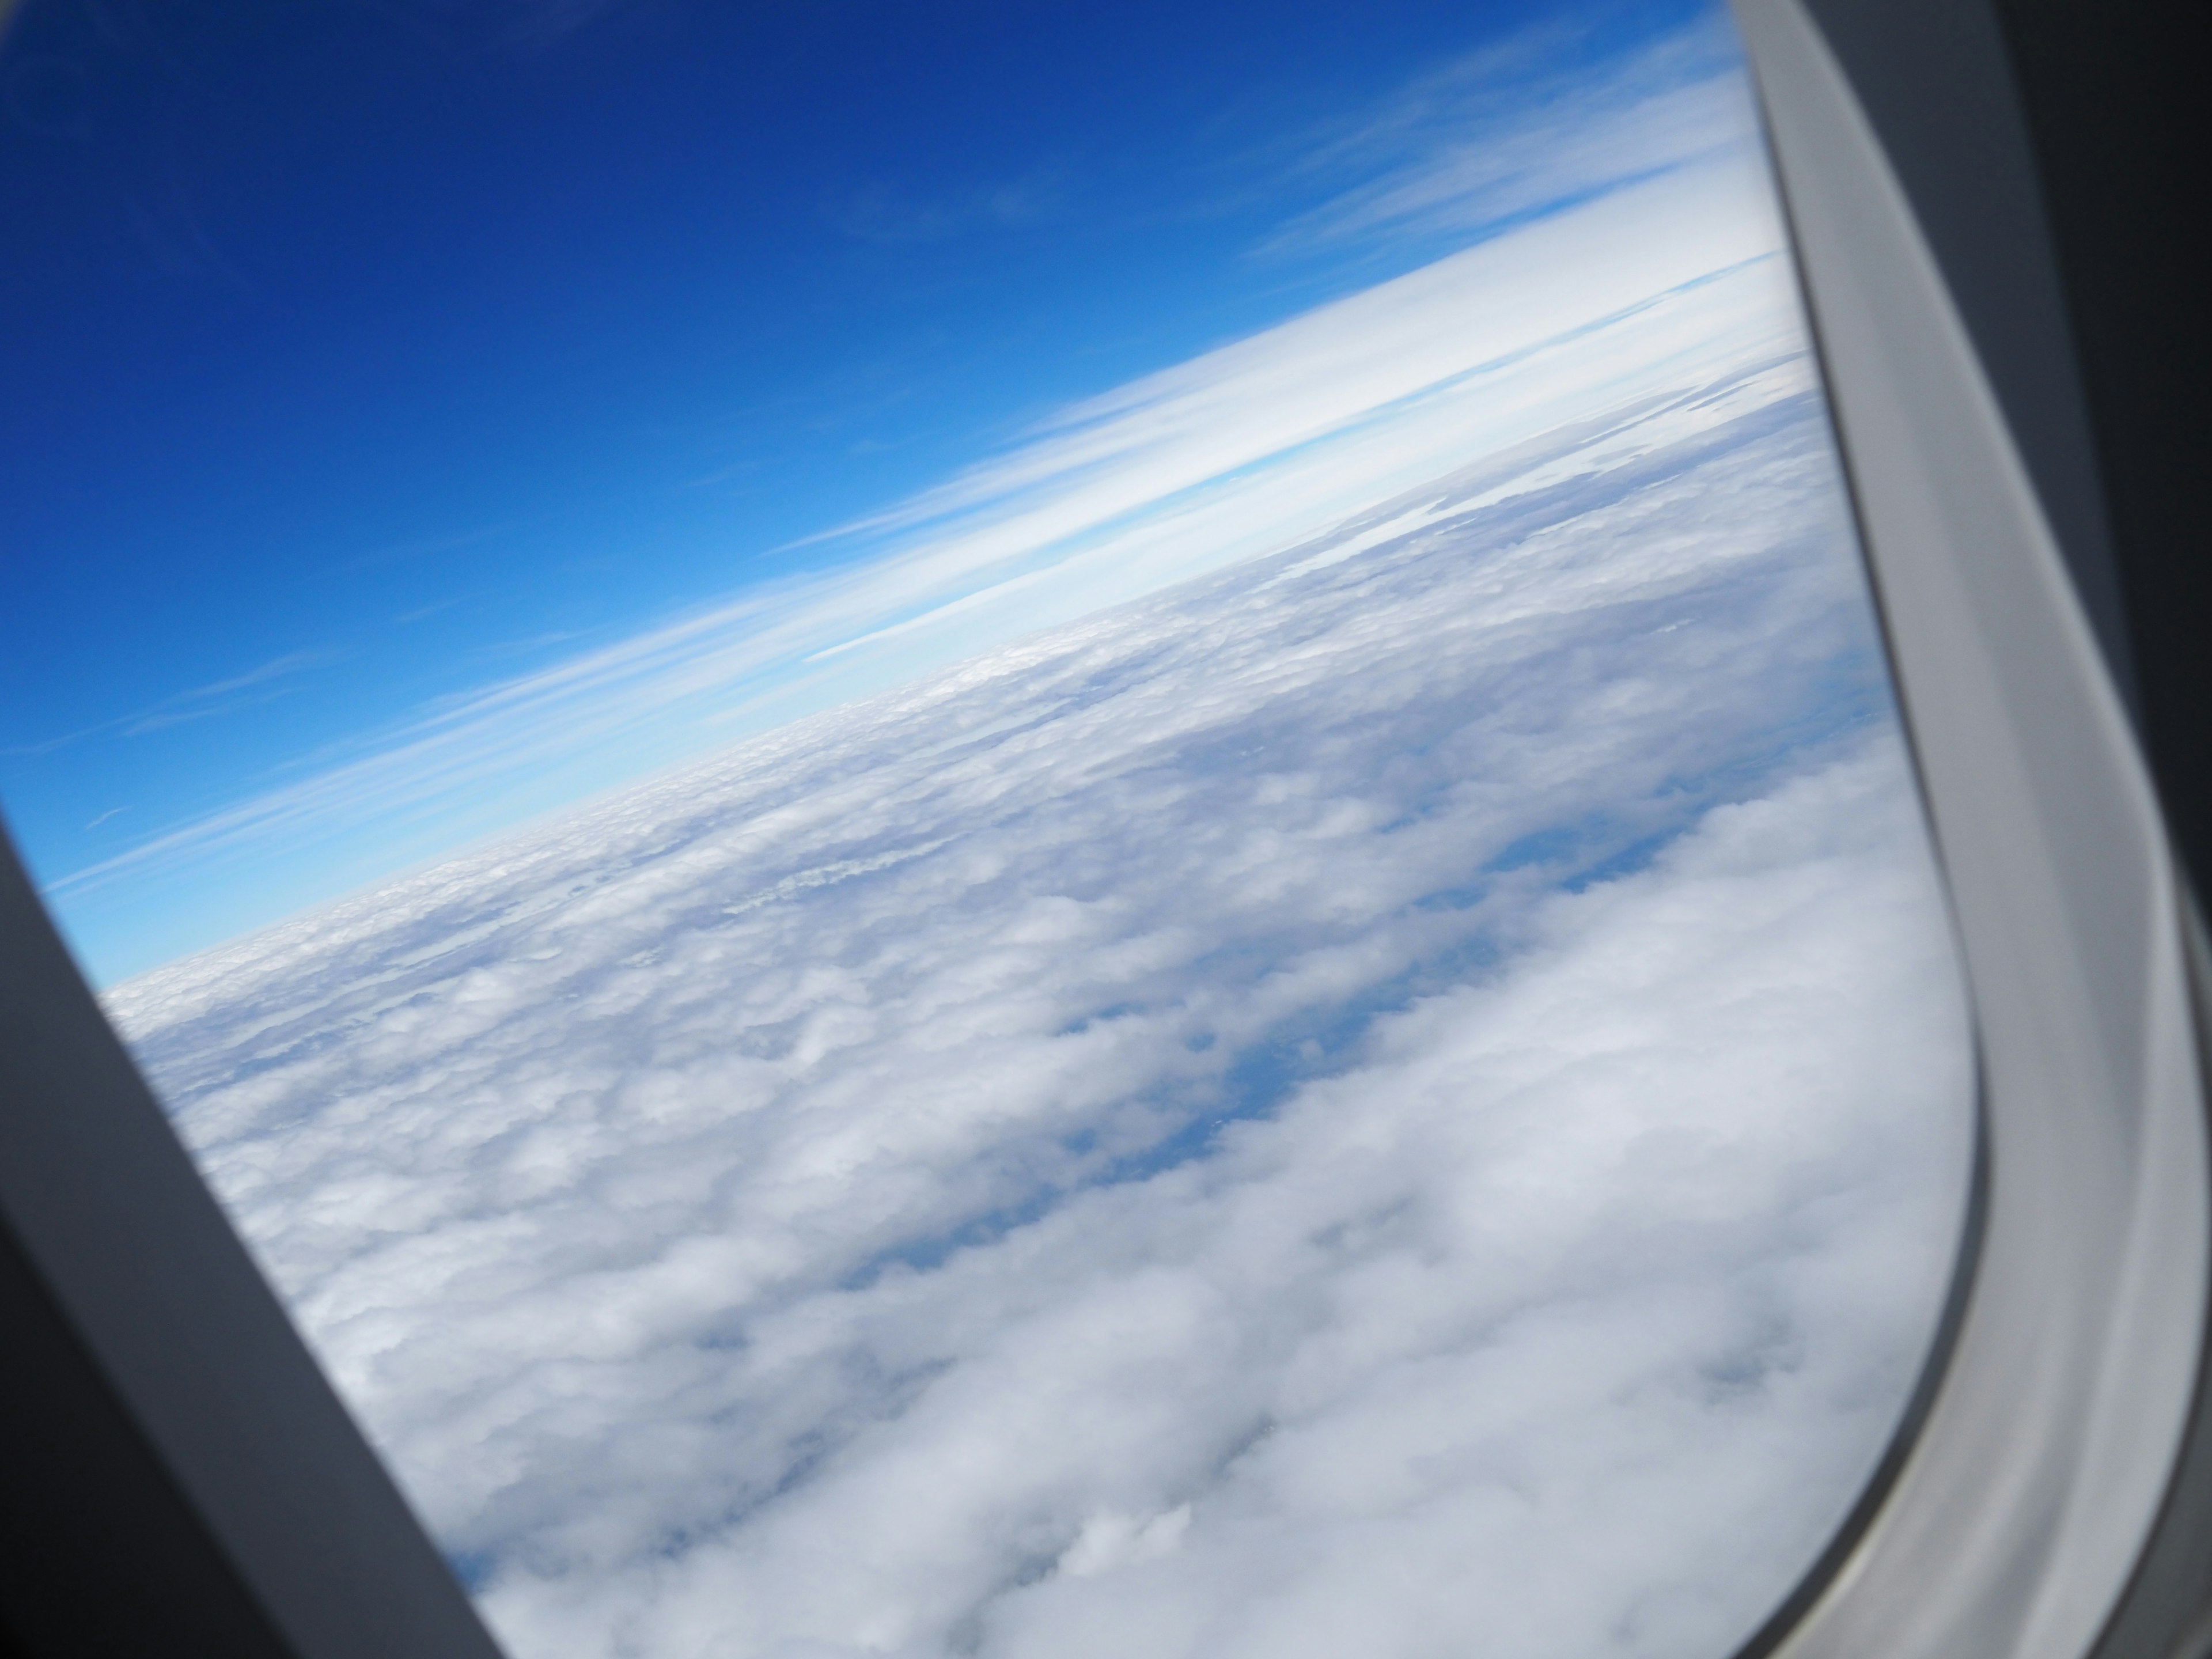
xmin=115 ymin=372 xmax=1974 ymax=1658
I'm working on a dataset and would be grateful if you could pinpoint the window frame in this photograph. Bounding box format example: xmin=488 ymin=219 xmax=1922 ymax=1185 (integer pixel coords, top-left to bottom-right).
xmin=3 ymin=3 xmax=2207 ymax=1654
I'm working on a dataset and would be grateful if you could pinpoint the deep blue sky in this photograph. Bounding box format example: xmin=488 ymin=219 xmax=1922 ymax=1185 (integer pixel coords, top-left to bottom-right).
xmin=0 ymin=0 xmax=1734 ymax=981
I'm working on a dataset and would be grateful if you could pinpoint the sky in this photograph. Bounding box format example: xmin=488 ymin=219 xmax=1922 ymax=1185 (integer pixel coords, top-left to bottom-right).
xmin=9 ymin=5 xmax=1987 ymax=1653
xmin=113 ymin=365 xmax=1976 ymax=1658
xmin=2 ymin=0 xmax=1751 ymax=983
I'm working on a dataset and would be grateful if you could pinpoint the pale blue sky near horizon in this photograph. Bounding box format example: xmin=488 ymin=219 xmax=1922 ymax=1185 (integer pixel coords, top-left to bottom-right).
xmin=0 ymin=0 xmax=1764 ymax=984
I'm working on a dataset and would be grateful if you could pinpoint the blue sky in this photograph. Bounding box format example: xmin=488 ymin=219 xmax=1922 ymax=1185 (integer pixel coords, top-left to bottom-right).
xmin=0 ymin=0 xmax=1745 ymax=983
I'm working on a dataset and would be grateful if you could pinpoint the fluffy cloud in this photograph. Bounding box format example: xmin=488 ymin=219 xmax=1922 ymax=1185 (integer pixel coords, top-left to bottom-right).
xmin=113 ymin=364 xmax=1975 ymax=1659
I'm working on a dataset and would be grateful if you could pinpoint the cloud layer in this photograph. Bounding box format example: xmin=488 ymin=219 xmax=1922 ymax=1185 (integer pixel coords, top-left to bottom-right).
xmin=116 ymin=367 xmax=1975 ymax=1658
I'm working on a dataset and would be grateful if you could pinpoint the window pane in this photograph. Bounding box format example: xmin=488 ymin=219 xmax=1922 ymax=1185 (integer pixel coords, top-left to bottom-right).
xmin=0 ymin=3 xmax=1975 ymax=1656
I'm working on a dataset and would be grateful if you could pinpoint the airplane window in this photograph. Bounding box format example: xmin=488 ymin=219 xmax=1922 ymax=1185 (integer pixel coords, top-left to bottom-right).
xmin=0 ymin=2 xmax=1976 ymax=1657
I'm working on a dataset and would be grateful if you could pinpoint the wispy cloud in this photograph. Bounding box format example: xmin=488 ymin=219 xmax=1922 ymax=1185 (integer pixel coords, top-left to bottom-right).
xmin=344 ymin=521 xmax=520 ymax=574
xmin=1256 ymin=13 xmax=1755 ymax=259
xmin=180 ymin=649 xmax=338 ymax=700
xmin=396 ymin=597 xmax=469 ymax=625
xmin=463 ymin=629 xmax=591 ymax=662
xmin=123 ymin=697 xmax=286 ymax=737
xmin=827 ymin=165 xmax=1071 ymax=245
xmin=9 ymin=646 xmax=344 ymax=758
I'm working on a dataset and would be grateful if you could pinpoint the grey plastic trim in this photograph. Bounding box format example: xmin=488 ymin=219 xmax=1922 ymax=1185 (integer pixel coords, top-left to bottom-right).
xmin=1728 ymin=3 xmax=2210 ymax=1657
xmin=1796 ymin=0 xmax=2136 ymax=713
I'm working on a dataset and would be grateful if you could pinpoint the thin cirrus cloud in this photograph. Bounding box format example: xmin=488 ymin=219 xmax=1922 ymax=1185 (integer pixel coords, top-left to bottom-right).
xmin=828 ymin=166 xmax=1070 ymax=245
xmin=8 ymin=647 xmax=344 ymax=759
xmin=1256 ymin=10 xmax=1757 ymax=257
xmin=114 ymin=354 xmax=1976 ymax=1657
xmin=48 ymin=46 xmax=1797 ymax=984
